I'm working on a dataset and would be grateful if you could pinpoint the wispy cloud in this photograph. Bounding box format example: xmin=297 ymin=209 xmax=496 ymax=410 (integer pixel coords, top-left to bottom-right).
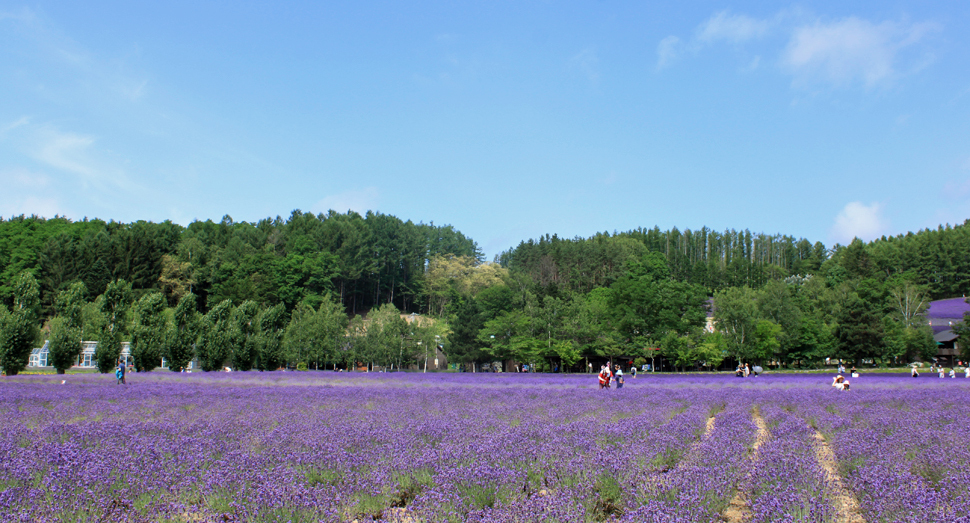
xmin=658 ymin=9 xmax=938 ymax=90
xmin=569 ymin=48 xmax=599 ymax=83
xmin=831 ymin=201 xmax=888 ymax=243
xmin=696 ymin=11 xmax=770 ymax=44
xmin=29 ymin=126 xmax=97 ymax=176
xmin=656 ymin=36 xmax=680 ymax=70
xmin=783 ymin=18 xmax=938 ymax=88
xmin=312 ymin=187 xmax=380 ymax=215
xmin=0 ymin=117 xmax=31 ymax=135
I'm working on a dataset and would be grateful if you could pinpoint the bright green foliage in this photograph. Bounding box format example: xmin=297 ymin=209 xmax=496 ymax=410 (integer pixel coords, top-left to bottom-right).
xmin=610 ymin=255 xmax=707 ymax=343
xmin=130 ymin=292 xmax=168 ymax=372
xmin=0 ymin=271 xmax=41 ymax=375
xmin=284 ymin=296 xmax=348 ymax=368
xmin=197 ymin=299 xmax=235 ymax=371
xmin=95 ymin=279 xmax=133 ymax=373
xmin=410 ymin=315 xmax=451 ymax=371
xmin=713 ymin=286 xmax=759 ymax=365
xmin=47 ymin=281 xmax=86 ymax=373
xmin=751 ymin=320 xmax=783 ymax=363
xmin=167 ymin=293 xmax=199 ymax=372
xmin=362 ymin=303 xmax=407 ymax=367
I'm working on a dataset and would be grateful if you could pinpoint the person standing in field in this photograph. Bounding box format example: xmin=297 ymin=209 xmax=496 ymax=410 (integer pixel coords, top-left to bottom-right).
xmin=912 ymin=366 xmax=919 ymax=378
xmin=116 ymin=359 xmax=126 ymax=385
xmin=614 ymin=364 xmax=624 ymax=389
xmin=630 ymin=365 xmax=637 ymax=379
xmin=598 ymin=365 xmax=610 ymax=389
xmin=950 ymin=368 xmax=956 ymax=378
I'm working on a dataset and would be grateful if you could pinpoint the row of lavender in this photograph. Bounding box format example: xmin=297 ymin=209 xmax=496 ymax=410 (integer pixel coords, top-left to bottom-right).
xmin=1 ymin=372 xmax=968 ymax=522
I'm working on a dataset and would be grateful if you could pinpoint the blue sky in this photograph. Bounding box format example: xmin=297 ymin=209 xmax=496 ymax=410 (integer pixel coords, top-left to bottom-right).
xmin=1 ymin=2 xmax=968 ymax=258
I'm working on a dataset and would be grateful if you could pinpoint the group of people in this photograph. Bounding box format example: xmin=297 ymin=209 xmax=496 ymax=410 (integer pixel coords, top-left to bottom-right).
xmin=598 ymin=364 xmax=627 ymax=389
xmin=913 ymin=364 xmax=970 ymax=378
xmin=734 ymin=363 xmax=758 ymax=377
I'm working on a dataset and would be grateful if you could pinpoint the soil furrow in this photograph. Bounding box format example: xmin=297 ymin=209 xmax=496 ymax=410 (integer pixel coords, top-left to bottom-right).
xmin=812 ymin=431 xmax=866 ymax=523
xmin=722 ymin=406 xmax=769 ymax=523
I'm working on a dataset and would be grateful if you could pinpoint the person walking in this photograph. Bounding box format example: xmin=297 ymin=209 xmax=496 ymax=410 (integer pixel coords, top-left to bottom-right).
xmin=116 ymin=358 xmax=126 ymax=385
xmin=614 ymin=364 xmax=624 ymax=389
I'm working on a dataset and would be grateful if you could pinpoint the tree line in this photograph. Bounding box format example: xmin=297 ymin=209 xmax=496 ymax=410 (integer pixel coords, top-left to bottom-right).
xmin=3 ymin=213 xmax=970 ymax=375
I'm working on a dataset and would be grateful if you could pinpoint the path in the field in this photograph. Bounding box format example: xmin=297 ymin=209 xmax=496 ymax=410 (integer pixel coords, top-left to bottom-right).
xmin=675 ymin=412 xmax=718 ymax=472
xmin=722 ymin=406 xmax=769 ymax=523
xmin=812 ymin=431 xmax=866 ymax=523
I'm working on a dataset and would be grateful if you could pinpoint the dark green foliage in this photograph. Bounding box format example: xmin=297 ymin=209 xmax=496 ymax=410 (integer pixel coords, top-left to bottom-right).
xmin=231 ymin=300 xmax=260 ymax=371
xmin=47 ymin=281 xmax=86 ymax=373
xmin=197 ymin=300 xmax=234 ymax=371
xmin=167 ymin=293 xmax=199 ymax=372
xmin=130 ymin=292 xmax=168 ymax=372
xmin=0 ymin=271 xmax=41 ymax=375
xmin=255 ymin=303 xmax=287 ymax=371
xmin=834 ymin=297 xmax=886 ymax=364
xmin=95 ymin=279 xmax=133 ymax=373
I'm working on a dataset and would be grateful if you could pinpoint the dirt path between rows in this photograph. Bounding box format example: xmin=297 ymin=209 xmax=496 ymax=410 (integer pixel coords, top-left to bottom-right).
xmin=675 ymin=413 xmax=718 ymax=473
xmin=812 ymin=431 xmax=866 ymax=523
xmin=722 ymin=406 xmax=769 ymax=522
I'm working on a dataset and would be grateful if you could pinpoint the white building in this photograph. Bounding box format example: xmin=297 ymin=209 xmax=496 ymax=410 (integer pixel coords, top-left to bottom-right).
xmin=28 ymin=341 xmax=197 ymax=370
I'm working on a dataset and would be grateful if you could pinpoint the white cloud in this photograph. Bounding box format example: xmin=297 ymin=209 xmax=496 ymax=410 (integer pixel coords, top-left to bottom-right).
xmin=696 ymin=11 xmax=770 ymax=43
xmin=783 ymin=18 xmax=937 ymax=88
xmin=569 ymin=48 xmax=599 ymax=83
xmin=656 ymin=36 xmax=680 ymax=70
xmin=312 ymin=187 xmax=380 ymax=215
xmin=831 ymin=201 xmax=887 ymax=243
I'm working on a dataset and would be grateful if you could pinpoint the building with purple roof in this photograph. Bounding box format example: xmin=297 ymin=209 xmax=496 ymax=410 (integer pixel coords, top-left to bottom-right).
xmin=926 ymin=297 xmax=970 ymax=365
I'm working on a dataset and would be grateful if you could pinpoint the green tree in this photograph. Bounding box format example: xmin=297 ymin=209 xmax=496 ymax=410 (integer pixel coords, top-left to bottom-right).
xmin=833 ymin=296 xmax=886 ymax=364
xmin=47 ymin=281 xmax=86 ymax=374
xmin=231 ymin=300 xmax=260 ymax=371
xmin=95 ymin=279 xmax=133 ymax=373
xmin=167 ymin=293 xmax=199 ymax=371
xmin=197 ymin=299 xmax=235 ymax=371
xmin=0 ymin=271 xmax=41 ymax=376
xmin=255 ymin=303 xmax=287 ymax=371
xmin=130 ymin=292 xmax=168 ymax=372
xmin=363 ymin=303 xmax=406 ymax=369
xmin=284 ymin=296 xmax=347 ymax=369
xmin=713 ymin=286 xmax=760 ymax=365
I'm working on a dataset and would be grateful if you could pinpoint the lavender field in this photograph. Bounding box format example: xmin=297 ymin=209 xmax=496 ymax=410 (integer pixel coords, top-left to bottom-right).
xmin=2 ymin=372 xmax=969 ymax=523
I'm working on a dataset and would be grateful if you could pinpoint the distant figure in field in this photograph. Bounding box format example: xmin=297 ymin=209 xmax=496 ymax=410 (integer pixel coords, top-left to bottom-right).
xmin=614 ymin=365 xmax=624 ymax=389
xmin=912 ymin=366 xmax=919 ymax=378
xmin=735 ymin=365 xmax=744 ymax=378
xmin=940 ymin=368 xmax=946 ymax=379
xmin=950 ymin=368 xmax=956 ymax=378
xmin=630 ymin=365 xmax=637 ymax=379
xmin=116 ymin=359 xmax=126 ymax=385
xmin=744 ymin=363 xmax=751 ymax=377
xmin=965 ymin=367 xmax=970 ymax=379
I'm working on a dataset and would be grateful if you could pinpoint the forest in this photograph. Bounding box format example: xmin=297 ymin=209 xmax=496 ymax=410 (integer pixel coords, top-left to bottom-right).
xmin=2 ymin=210 xmax=970 ymax=375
